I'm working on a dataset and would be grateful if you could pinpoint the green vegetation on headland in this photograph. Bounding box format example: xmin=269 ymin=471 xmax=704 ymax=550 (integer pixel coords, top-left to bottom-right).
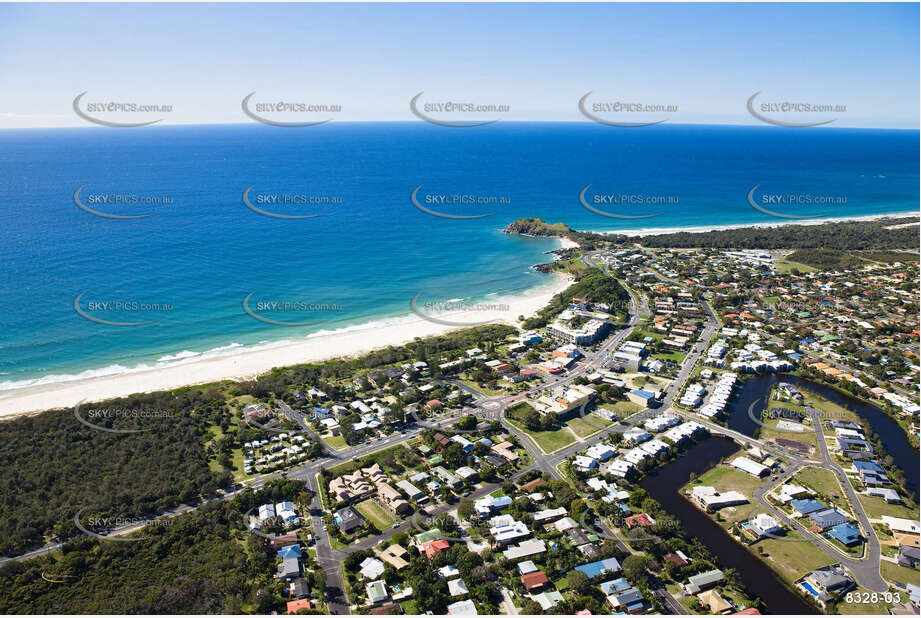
xmin=521 ymin=271 xmax=630 ymax=329
xmin=0 ymin=480 xmax=313 ymax=614
xmin=504 ymin=216 xmax=921 ymax=252
xmin=633 ymin=217 xmax=919 ymax=250
xmin=502 ymin=217 xmax=625 ymax=251
xmin=503 ymin=217 xmax=574 ymax=238
xmin=785 ymin=248 xmax=919 ymax=271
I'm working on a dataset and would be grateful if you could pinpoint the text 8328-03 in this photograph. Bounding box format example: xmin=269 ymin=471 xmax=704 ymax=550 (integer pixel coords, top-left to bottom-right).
xmin=844 ymin=592 xmax=901 ymax=604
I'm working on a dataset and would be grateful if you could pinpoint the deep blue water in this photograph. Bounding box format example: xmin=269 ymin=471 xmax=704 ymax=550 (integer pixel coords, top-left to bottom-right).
xmin=0 ymin=123 xmax=917 ymax=391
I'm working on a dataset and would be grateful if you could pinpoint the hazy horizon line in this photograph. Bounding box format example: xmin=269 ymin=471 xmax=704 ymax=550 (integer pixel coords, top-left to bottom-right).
xmin=1 ymin=119 xmax=918 ymax=132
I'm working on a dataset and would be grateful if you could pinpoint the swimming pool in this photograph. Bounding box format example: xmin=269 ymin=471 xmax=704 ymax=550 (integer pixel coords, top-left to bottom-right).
xmin=801 ymin=582 xmax=819 ymax=597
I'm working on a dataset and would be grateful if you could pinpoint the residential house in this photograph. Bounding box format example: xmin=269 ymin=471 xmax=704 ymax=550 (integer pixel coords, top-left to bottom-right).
xmin=682 ymin=570 xmax=725 ymax=594
xmin=335 ymin=506 xmax=365 ymax=533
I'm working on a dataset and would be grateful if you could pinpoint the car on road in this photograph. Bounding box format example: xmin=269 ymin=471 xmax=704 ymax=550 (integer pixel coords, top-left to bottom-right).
xmin=392 ymin=523 xmax=400 ymax=529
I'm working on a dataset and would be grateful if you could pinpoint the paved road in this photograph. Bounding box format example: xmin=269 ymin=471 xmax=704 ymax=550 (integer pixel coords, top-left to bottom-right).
xmin=6 ymin=247 xmax=858 ymax=615
xmin=747 ymin=404 xmax=886 ymax=593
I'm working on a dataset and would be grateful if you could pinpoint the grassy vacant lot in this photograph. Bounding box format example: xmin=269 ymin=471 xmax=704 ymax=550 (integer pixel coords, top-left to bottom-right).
xmin=505 ymin=417 xmax=577 ymax=453
xmin=857 ymin=494 xmax=920 ymax=521
xmin=693 ymin=463 xmax=766 ymax=496
xmin=355 ymin=499 xmax=396 ymax=530
xmin=326 ymin=444 xmax=409 ymax=477
xmin=653 ymin=349 xmax=686 ymax=364
xmin=752 ymin=531 xmax=836 ymax=585
xmin=601 ymin=400 xmax=644 ymax=418
xmin=759 ymin=420 xmax=819 ymax=453
xmin=604 ymin=401 xmax=644 ymax=417
xmin=775 ymin=259 xmax=818 ymax=275
xmin=880 ymin=560 xmax=921 ymax=588
xmin=802 ymin=393 xmax=862 ymax=424
xmin=323 ymin=434 xmax=348 ymax=450
xmin=566 ymin=414 xmax=612 ymax=438
xmin=529 ymin=426 xmax=578 ymax=453
xmin=794 ymin=467 xmax=846 ymax=504
xmin=631 ymin=329 xmax=664 ymax=343
xmin=458 ymin=378 xmax=505 ymax=396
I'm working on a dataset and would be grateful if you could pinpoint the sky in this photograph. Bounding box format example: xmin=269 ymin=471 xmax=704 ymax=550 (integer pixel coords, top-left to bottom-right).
xmin=0 ymin=2 xmax=918 ymax=129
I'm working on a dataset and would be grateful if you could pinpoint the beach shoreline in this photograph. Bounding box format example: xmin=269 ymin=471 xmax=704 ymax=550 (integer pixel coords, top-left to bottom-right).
xmin=0 ymin=239 xmax=578 ymax=419
xmin=599 ymin=211 xmax=919 ymax=238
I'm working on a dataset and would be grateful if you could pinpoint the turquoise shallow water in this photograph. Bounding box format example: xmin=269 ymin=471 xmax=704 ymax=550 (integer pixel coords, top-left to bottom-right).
xmin=0 ymin=122 xmax=917 ymax=390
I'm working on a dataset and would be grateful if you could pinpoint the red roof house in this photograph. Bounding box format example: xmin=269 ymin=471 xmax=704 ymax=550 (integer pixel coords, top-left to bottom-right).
xmin=287 ymin=599 xmax=312 ymax=614
xmin=422 ymin=539 xmax=450 ymax=558
xmin=521 ymin=570 xmax=550 ymax=591
xmin=624 ymin=513 xmax=655 ymax=528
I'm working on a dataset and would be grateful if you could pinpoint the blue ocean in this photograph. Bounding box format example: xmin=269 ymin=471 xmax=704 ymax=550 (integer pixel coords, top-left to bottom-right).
xmin=0 ymin=123 xmax=917 ymax=392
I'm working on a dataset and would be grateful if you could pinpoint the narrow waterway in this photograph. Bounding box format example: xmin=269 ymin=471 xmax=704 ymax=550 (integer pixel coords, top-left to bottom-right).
xmin=640 ymin=437 xmax=818 ymax=614
xmin=640 ymin=372 xmax=917 ymax=614
xmin=727 ymin=374 xmax=918 ymax=498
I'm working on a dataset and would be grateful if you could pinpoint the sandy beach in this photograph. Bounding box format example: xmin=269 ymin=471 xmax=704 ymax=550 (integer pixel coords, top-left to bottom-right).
xmin=0 ymin=239 xmax=578 ymax=419
xmin=599 ymin=211 xmax=919 ymax=238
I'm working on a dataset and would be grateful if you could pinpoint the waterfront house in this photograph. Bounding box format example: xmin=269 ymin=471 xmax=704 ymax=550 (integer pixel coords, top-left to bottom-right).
xmin=798 ymin=564 xmax=855 ymax=606
xmin=866 ymin=487 xmax=901 ymax=503
xmin=691 ymin=486 xmax=749 ymax=512
xmin=682 ymin=569 xmax=725 ymax=594
xmin=697 ymin=590 xmax=732 ymax=614
xmin=730 ymin=456 xmax=769 ymax=478
xmin=747 ymin=513 xmax=783 ymax=539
